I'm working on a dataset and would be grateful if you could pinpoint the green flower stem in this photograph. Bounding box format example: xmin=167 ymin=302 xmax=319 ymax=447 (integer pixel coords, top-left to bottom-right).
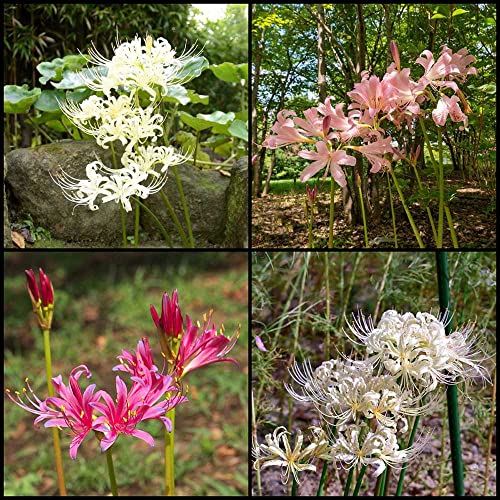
xmin=444 ymin=206 xmax=459 ymax=248
xmin=291 ymin=476 xmax=298 ymax=496
xmin=343 ymin=467 xmax=354 ymax=496
xmin=251 ymin=391 xmax=262 ymax=496
xmin=357 ymin=177 xmax=369 ymax=247
xmin=328 ymin=177 xmax=335 ymax=248
xmin=134 ymin=202 xmax=140 ymax=247
xmin=308 ymin=202 xmax=314 ymax=248
xmin=386 ymin=172 xmax=398 ymax=248
xmin=159 ymin=190 xmax=189 ymax=246
xmin=436 ymin=252 xmax=464 ymax=496
xmin=120 ymin=205 xmax=127 ymax=248
xmin=389 ymin=169 xmax=424 ymax=248
xmin=409 ymin=158 xmax=438 ymax=245
xmin=171 ymin=165 xmax=195 ymax=247
xmin=43 ymin=329 xmax=67 ymax=496
xmin=377 ymin=468 xmax=387 ymax=496
xmin=132 ymin=197 xmax=173 ymax=247
xmin=395 ymin=414 xmax=421 ymax=496
xmin=165 ymin=408 xmax=175 ymax=495
xmin=437 ymin=128 xmax=444 ymax=247
xmin=324 ymin=252 xmax=331 ymax=361
xmin=316 ymin=425 xmax=336 ymax=496
xmin=418 ymin=117 xmax=438 ymax=178
xmin=105 ymin=447 xmax=119 ymax=496
xmin=352 ymin=465 xmax=367 ymax=496
xmin=110 ymin=141 xmax=118 ymax=170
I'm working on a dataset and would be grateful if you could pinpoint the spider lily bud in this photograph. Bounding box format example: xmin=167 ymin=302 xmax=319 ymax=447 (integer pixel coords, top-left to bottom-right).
xmin=25 ymin=268 xmax=54 ymax=330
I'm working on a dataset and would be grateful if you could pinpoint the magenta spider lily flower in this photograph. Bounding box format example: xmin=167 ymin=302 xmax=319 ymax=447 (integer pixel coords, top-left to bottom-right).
xmin=25 ymin=268 xmax=55 ymax=330
xmin=6 ymin=365 xmax=107 ymax=459
xmin=174 ymin=312 xmax=240 ymax=378
xmin=25 ymin=268 xmax=54 ymax=308
xmin=299 ymin=141 xmax=356 ymax=186
xmin=113 ymin=336 xmax=159 ymax=378
xmin=150 ymin=290 xmax=183 ymax=339
xmin=89 ymin=374 xmax=187 ymax=452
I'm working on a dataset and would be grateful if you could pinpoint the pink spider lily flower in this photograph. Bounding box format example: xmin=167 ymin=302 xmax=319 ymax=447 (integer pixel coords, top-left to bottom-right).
xmin=6 ymin=365 xmax=108 ymax=459
xmin=317 ymin=100 xmax=360 ymax=140
xmin=299 ymin=141 xmax=356 ymax=186
xmin=432 ymin=94 xmax=468 ymax=128
xmin=174 ymin=311 xmax=240 ymax=378
xmin=305 ymin=184 xmax=318 ymax=205
xmin=390 ymin=40 xmax=401 ymax=72
xmin=349 ymin=135 xmax=393 ymax=173
xmin=263 ymin=109 xmax=314 ymax=148
xmin=292 ymin=107 xmax=325 ymax=138
xmin=90 ymin=374 xmax=187 ymax=452
xmin=347 ymin=74 xmax=394 ymax=119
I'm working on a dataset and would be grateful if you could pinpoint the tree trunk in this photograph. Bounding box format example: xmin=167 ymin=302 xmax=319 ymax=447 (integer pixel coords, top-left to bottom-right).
xmin=251 ymin=4 xmax=265 ymax=197
xmin=317 ymin=4 xmax=327 ymax=102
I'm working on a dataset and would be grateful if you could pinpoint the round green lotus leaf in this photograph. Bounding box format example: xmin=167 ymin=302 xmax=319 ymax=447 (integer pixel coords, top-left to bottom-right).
xmin=4 ymin=85 xmax=41 ymax=114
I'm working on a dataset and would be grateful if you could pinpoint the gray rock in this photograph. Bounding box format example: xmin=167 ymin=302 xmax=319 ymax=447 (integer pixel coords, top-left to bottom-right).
xmin=4 ymin=157 xmax=12 ymax=247
xmin=5 ymin=140 xmax=132 ymax=245
xmin=140 ymin=163 xmax=231 ymax=246
xmin=224 ymin=157 xmax=248 ymax=248
xmin=5 ymin=140 xmax=247 ymax=247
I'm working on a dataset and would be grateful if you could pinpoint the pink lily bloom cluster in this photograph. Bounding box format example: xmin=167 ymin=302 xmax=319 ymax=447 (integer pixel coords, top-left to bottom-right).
xmin=6 ymin=278 xmax=239 ymax=459
xmin=262 ymin=41 xmax=476 ymax=186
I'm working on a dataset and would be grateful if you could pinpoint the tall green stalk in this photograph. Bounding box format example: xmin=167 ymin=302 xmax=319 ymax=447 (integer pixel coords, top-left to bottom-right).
xmin=328 ymin=177 xmax=335 ymax=248
xmin=43 ymin=329 xmax=67 ymax=496
xmin=133 ymin=197 xmax=173 ymax=247
xmin=436 ymin=251 xmax=464 ymax=495
xmin=437 ymin=129 xmax=445 ymax=247
xmin=356 ymin=176 xmax=369 ymax=247
xmin=159 ymin=191 xmax=189 ymax=246
xmin=172 ymin=165 xmax=195 ymax=247
xmin=395 ymin=414 xmax=421 ymax=496
xmin=105 ymin=447 xmax=119 ymax=496
xmin=389 ymin=169 xmax=424 ymax=248
xmin=134 ymin=202 xmax=140 ymax=247
xmin=386 ymin=172 xmax=398 ymax=248
xmin=120 ymin=206 xmax=127 ymax=247
xmin=352 ymin=465 xmax=367 ymax=496
xmin=343 ymin=467 xmax=354 ymax=496
xmin=165 ymin=409 xmax=175 ymax=495
xmin=291 ymin=476 xmax=298 ymax=496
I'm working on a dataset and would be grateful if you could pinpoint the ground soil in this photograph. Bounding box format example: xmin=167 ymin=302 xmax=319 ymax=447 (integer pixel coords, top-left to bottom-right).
xmin=252 ymin=178 xmax=496 ymax=249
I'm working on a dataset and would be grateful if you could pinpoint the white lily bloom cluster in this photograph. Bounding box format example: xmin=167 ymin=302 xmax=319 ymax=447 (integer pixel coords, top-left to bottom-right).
xmin=52 ymin=35 xmax=194 ymax=212
xmin=253 ymin=425 xmax=330 ymax=484
xmin=254 ymin=309 xmax=488 ymax=484
xmin=346 ymin=309 xmax=490 ymax=392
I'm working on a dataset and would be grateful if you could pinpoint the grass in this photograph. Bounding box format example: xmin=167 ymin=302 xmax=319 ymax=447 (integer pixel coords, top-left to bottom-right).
xmin=4 ymin=252 xmax=248 ymax=496
xmin=252 ymin=251 xmax=496 ymax=496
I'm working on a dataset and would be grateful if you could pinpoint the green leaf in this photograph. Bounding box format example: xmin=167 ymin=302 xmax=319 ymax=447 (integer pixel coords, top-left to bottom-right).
xmin=186 ymin=89 xmax=209 ymax=105
xmin=61 ymin=54 xmax=88 ymax=72
xmin=176 ymin=56 xmax=209 ymax=82
xmin=198 ymin=110 xmax=235 ymax=125
xmin=4 ymin=85 xmax=41 ymax=114
xmin=430 ymin=13 xmax=447 ymax=19
xmin=45 ymin=120 xmax=66 ymax=132
xmin=36 ymin=58 xmax=65 ymax=85
xmin=452 ymin=8 xmax=468 ymax=17
xmin=65 ymin=88 xmax=93 ymax=103
xmin=209 ymin=62 xmax=248 ymax=84
xmin=31 ymin=110 xmax=62 ymax=125
xmin=34 ymin=90 xmax=66 ymax=112
xmin=485 ymin=17 xmax=496 ymax=26
xmin=51 ymin=70 xmax=88 ymax=90
xmin=179 ymin=111 xmax=213 ymax=131
xmin=228 ymin=119 xmax=248 ymax=141
xmin=163 ymin=84 xmax=190 ymax=105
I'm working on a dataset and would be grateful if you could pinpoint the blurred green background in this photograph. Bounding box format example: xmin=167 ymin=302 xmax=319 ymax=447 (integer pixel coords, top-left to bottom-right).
xmin=4 ymin=251 xmax=248 ymax=496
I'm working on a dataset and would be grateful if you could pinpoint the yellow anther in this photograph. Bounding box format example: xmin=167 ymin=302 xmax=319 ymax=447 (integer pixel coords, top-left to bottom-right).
xmin=61 ymin=405 xmax=66 ymax=412
xmin=80 ymin=410 xmax=85 ymax=418
xmin=203 ymin=313 xmax=207 ymax=322
xmin=25 ymin=377 xmax=29 ymax=383
xmin=15 ymin=390 xmax=20 ymax=395
xmin=5 ymin=388 xmax=10 ymax=393
xmin=22 ymin=388 xmax=27 ymax=393
xmin=197 ymin=320 xmax=201 ymax=328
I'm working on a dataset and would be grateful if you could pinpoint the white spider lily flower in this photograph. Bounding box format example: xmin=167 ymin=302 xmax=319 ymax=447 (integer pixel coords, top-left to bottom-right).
xmin=345 ymin=310 xmax=490 ymax=393
xmin=331 ymin=424 xmax=428 ymax=477
xmin=121 ymin=145 xmax=189 ymax=177
xmin=99 ymin=167 xmax=150 ymax=212
xmin=253 ymin=426 xmax=320 ymax=484
xmin=50 ymin=161 xmax=110 ymax=212
xmin=81 ymin=35 xmax=199 ymax=100
xmin=121 ymin=106 xmax=164 ymax=150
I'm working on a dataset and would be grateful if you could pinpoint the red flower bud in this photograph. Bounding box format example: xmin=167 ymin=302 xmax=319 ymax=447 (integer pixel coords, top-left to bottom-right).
xmin=25 ymin=269 xmax=40 ymax=304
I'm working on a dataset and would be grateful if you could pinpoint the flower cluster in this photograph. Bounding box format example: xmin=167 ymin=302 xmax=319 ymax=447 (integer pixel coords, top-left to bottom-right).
xmin=6 ymin=287 xmax=239 ymax=459
xmin=25 ymin=268 xmax=54 ymax=330
xmin=262 ymin=42 xmax=476 ymax=186
xmin=51 ymin=35 xmax=194 ymax=212
xmin=254 ymin=308 xmax=488 ymax=484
